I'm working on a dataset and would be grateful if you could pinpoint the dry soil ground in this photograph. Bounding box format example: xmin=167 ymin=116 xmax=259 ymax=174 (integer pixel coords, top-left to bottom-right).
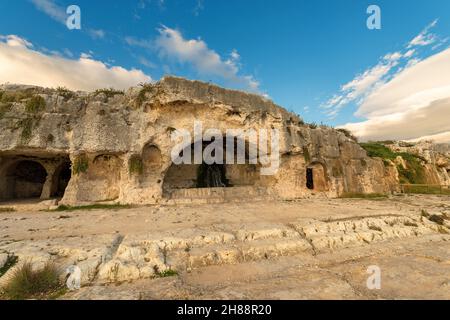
xmin=0 ymin=194 xmax=449 ymax=300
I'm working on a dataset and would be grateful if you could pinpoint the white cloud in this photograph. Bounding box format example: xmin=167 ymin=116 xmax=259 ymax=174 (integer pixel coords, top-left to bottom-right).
xmin=30 ymin=0 xmax=66 ymax=24
xmin=0 ymin=35 xmax=33 ymax=48
xmin=324 ymin=19 xmax=443 ymax=120
xmin=407 ymin=19 xmax=438 ymax=48
xmin=341 ymin=48 xmax=450 ymax=143
xmin=323 ymin=59 xmax=397 ymax=118
xmin=154 ymin=26 xmax=260 ymax=92
xmin=88 ymin=29 xmax=106 ymax=40
xmin=404 ymin=49 xmax=415 ymax=58
xmin=355 ymin=48 xmax=450 ymax=118
xmin=0 ymin=35 xmax=151 ymax=91
xmin=138 ymin=56 xmax=156 ymax=68
xmin=125 ymin=36 xmax=153 ymax=49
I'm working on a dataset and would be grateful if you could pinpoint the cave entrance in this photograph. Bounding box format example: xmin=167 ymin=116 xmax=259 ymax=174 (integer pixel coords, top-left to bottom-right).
xmin=306 ymin=162 xmax=329 ymax=192
xmin=197 ymin=163 xmax=228 ymax=188
xmin=306 ymin=168 xmax=314 ymax=190
xmin=51 ymin=161 xmax=71 ymax=198
xmin=162 ymin=137 xmax=261 ymax=197
xmin=10 ymin=160 xmax=47 ymax=199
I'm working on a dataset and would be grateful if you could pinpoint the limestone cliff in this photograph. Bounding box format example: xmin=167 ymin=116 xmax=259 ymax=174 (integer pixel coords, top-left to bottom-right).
xmin=387 ymin=141 xmax=450 ymax=186
xmin=0 ymin=77 xmax=397 ymax=205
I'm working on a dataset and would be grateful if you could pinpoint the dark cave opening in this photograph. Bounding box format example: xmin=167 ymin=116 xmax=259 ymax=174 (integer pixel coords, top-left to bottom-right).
xmin=11 ymin=160 xmax=47 ymax=199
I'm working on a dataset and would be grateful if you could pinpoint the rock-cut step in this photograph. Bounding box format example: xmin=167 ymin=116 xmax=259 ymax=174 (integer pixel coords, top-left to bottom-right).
xmin=165 ymin=186 xmax=270 ymax=204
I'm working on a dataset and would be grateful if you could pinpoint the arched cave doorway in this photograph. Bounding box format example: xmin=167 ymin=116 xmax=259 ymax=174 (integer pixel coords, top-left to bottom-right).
xmin=51 ymin=161 xmax=71 ymax=198
xmin=9 ymin=160 xmax=47 ymax=199
xmin=163 ymin=138 xmax=260 ymax=196
xmin=306 ymin=162 xmax=329 ymax=192
xmin=197 ymin=162 xmax=228 ymax=188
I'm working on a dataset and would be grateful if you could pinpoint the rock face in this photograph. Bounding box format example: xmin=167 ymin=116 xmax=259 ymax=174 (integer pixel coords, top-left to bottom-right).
xmin=0 ymin=77 xmax=397 ymax=205
xmin=388 ymin=141 xmax=450 ymax=186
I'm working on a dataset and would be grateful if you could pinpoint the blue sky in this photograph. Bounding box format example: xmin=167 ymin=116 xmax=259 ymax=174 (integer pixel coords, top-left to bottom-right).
xmin=1 ymin=0 xmax=450 ymax=141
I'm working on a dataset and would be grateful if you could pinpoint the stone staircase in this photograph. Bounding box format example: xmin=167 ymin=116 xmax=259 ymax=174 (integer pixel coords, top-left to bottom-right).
xmin=93 ymin=213 xmax=447 ymax=283
xmin=164 ymin=186 xmax=270 ymax=205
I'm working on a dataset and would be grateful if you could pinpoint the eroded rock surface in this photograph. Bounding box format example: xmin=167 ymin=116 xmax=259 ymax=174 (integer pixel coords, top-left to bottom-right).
xmin=0 ymin=77 xmax=398 ymax=206
xmin=1 ymin=195 xmax=449 ymax=299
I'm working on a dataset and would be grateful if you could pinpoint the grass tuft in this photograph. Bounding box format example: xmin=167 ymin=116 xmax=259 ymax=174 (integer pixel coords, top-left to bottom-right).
xmin=1 ymin=261 xmax=65 ymax=300
xmin=17 ymin=118 xmax=35 ymax=143
xmin=0 ymin=102 xmax=13 ymax=119
xmin=0 ymin=88 xmax=37 ymax=103
xmin=56 ymin=87 xmax=75 ymax=101
xmin=402 ymin=185 xmax=450 ymax=195
xmin=0 ymin=207 xmax=15 ymax=213
xmin=25 ymin=95 xmax=46 ymax=113
xmin=337 ymin=128 xmax=358 ymax=142
xmin=0 ymin=254 xmax=18 ymax=278
xmin=153 ymin=266 xmax=178 ymax=278
xmin=94 ymin=88 xmax=124 ymax=99
xmin=339 ymin=192 xmax=388 ymax=199
xmin=51 ymin=204 xmax=132 ymax=212
xmin=135 ymin=84 xmax=153 ymax=108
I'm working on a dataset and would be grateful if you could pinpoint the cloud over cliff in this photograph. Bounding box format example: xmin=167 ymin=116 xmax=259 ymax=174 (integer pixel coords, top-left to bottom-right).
xmin=0 ymin=35 xmax=151 ymax=91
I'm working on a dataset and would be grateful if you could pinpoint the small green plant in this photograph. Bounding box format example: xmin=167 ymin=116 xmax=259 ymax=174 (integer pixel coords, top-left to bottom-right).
xmin=336 ymin=128 xmax=358 ymax=142
xmin=308 ymin=122 xmax=318 ymax=129
xmin=2 ymin=261 xmax=64 ymax=300
xmin=0 ymin=254 xmax=18 ymax=278
xmin=153 ymin=266 xmax=178 ymax=278
xmin=18 ymin=118 xmax=34 ymax=143
xmin=135 ymin=83 xmax=153 ymax=108
xmin=51 ymin=204 xmax=132 ymax=212
xmin=72 ymin=155 xmax=89 ymax=175
xmin=0 ymin=207 xmax=15 ymax=213
xmin=360 ymin=143 xmax=397 ymax=159
xmin=339 ymin=192 xmax=388 ymax=199
xmin=421 ymin=209 xmax=430 ymax=218
xmin=0 ymin=102 xmax=13 ymax=119
xmin=94 ymin=88 xmax=124 ymax=99
xmin=360 ymin=143 xmax=425 ymax=184
xmin=56 ymin=87 xmax=75 ymax=100
xmin=25 ymin=95 xmax=46 ymax=113
xmin=402 ymin=185 xmax=450 ymax=195
xmin=129 ymin=155 xmax=143 ymax=175
xmin=0 ymin=88 xmax=36 ymax=103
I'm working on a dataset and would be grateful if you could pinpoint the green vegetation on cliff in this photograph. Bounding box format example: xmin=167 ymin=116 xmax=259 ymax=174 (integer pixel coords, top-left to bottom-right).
xmin=360 ymin=142 xmax=425 ymax=184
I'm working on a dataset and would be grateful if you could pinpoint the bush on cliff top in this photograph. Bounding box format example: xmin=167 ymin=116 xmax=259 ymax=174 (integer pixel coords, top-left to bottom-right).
xmin=360 ymin=142 xmax=425 ymax=184
xmin=25 ymin=95 xmax=46 ymax=113
xmin=93 ymin=88 xmax=124 ymax=99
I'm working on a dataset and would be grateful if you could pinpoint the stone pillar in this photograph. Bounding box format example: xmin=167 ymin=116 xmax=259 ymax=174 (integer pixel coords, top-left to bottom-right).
xmin=40 ymin=166 xmax=56 ymax=200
